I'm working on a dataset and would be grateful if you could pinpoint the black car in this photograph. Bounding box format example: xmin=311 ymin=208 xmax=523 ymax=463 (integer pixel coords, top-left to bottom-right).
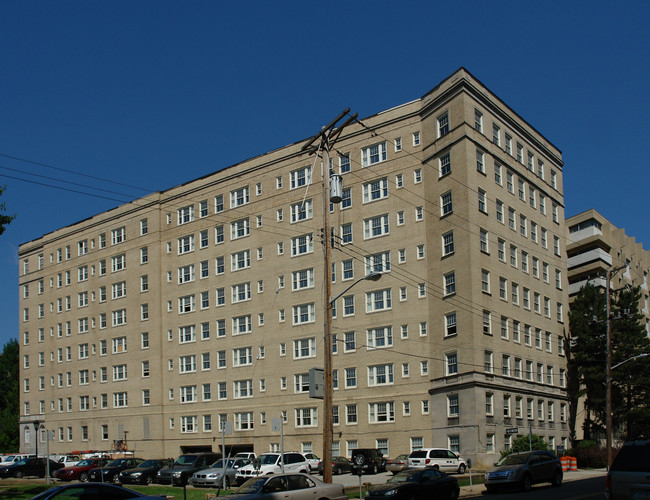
xmin=0 ymin=457 xmax=63 ymax=478
xmin=119 ymin=459 xmax=168 ymax=485
xmin=351 ymin=449 xmax=386 ymax=475
xmin=366 ymin=468 xmax=460 ymax=500
xmin=317 ymin=456 xmax=353 ymax=475
xmin=87 ymin=457 xmax=145 ymax=484
xmin=156 ymin=453 xmax=220 ymax=486
xmin=31 ymin=482 xmax=167 ymax=499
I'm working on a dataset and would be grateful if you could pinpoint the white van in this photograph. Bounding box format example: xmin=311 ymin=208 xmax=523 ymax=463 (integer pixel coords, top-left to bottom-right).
xmin=0 ymin=454 xmax=30 ymax=466
xmin=236 ymin=452 xmax=309 ymax=483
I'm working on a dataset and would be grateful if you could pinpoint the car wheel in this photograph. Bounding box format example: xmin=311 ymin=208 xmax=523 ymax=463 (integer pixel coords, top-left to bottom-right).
xmin=449 ymin=487 xmax=460 ymax=500
xmin=458 ymin=463 xmax=466 ymax=474
xmin=224 ymin=476 xmax=231 ymax=489
xmin=145 ymin=475 xmax=153 ymax=485
xmin=333 ymin=465 xmax=340 ymax=475
xmin=485 ymin=485 xmax=497 ymax=494
xmin=112 ymin=474 xmax=120 ymax=484
xmin=552 ymin=470 xmax=562 ymax=487
xmin=521 ymin=474 xmax=532 ymax=492
xmin=368 ymin=463 xmax=376 ymax=475
xmin=79 ymin=472 xmax=89 ymax=482
xmin=14 ymin=471 xmax=24 ymax=479
xmin=432 ymin=464 xmax=440 ymax=471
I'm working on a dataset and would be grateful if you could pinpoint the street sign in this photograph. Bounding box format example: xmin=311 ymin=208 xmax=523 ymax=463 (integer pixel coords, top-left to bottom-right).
xmin=556 ymin=445 xmax=565 ymax=454
xmin=271 ymin=417 xmax=281 ymax=432
xmin=506 ymin=427 xmax=519 ymax=434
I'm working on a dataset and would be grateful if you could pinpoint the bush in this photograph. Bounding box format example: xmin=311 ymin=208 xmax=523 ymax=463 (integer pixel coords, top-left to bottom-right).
xmin=500 ymin=434 xmax=549 ymax=458
xmin=566 ymin=441 xmax=608 ymax=468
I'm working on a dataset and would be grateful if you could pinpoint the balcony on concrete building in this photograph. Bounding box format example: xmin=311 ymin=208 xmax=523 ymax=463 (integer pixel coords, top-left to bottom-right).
xmin=569 ymin=223 xmax=603 ymax=243
xmin=568 ymin=247 xmax=612 ymax=270
xmin=569 ymin=276 xmax=607 ymax=296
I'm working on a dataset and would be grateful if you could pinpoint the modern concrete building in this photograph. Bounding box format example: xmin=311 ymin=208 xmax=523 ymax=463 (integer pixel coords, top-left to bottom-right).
xmin=565 ymin=209 xmax=650 ymax=441
xmin=18 ymin=68 xmax=569 ymax=466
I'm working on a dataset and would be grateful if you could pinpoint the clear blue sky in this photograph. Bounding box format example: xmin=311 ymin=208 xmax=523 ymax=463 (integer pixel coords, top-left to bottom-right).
xmin=1 ymin=1 xmax=649 ymax=348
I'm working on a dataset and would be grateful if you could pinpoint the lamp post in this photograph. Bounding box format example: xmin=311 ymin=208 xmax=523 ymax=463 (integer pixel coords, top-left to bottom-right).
xmin=32 ymin=420 xmax=42 ymax=458
xmin=322 ymin=271 xmax=381 ymax=484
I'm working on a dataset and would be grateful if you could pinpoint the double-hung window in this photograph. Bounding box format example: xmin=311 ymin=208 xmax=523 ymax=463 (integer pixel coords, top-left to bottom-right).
xmin=364 ymin=214 xmax=389 ymax=239
xmin=230 ymin=186 xmax=250 ymax=208
xmin=361 ymin=142 xmax=387 ymax=167
xmin=362 ymin=178 xmax=388 ymax=203
xmin=290 ymin=166 xmax=312 ymax=189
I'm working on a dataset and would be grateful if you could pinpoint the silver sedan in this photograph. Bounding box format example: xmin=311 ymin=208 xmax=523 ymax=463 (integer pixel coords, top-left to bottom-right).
xmin=190 ymin=458 xmax=250 ymax=488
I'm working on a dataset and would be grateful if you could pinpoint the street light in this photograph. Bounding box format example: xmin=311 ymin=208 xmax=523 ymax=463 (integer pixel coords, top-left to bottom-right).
xmin=322 ymin=271 xmax=382 ymax=484
xmin=32 ymin=420 xmax=42 ymax=458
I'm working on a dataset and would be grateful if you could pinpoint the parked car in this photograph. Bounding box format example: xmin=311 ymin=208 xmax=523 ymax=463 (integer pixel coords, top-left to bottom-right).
xmin=351 ymin=449 xmax=386 ymax=475
xmin=54 ymin=457 xmax=111 ymax=482
xmin=484 ymin=450 xmax=562 ymax=493
xmin=317 ymin=456 xmax=352 ymax=475
xmin=234 ymin=452 xmax=256 ymax=461
xmin=0 ymin=454 xmax=30 ymax=466
xmin=156 ymin=452 xmax=220 ymax=486
xmin=190 ymin=457 xmax=251 ymax=488
xmin=366 ymin=468 xmax=460 ymax=500
xmin=119 ymin=459 xmax=168 ymax=485
xmin=408 ymin=448 xmax=467 ymax=474
xmin=605 ymin=439 xmax=650 ymax=499
xmin=0 ymin=457 xmax=63 ymax=478
xmin=88 ymin=457 xmax=145 ymax=483
xmin=303 ymin=453 xmax=320 ymax=472
xmin=55 ymin=455 xmax=80 ymax=467
xmin=386 ymin=454 xmax=410 ymax=475
xmin=236 ymin=452 xmax=309 ymax=483
xmin=222 ymin=473 xmax=347 ymax=500
xmin=30 ymin=482 xmax=167 ymax=499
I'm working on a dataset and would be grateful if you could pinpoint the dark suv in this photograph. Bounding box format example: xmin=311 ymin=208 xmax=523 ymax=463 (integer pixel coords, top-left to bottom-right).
xmin=156 ymin=453 xmax=220 ymax=486
xmin=351 ymin=449 xmax=386 ymax=475
xmin=606 ymin=440 xmax=650 ymax=499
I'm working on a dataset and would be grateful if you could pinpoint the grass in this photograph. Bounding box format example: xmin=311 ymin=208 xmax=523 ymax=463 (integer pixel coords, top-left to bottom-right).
xmin=0 ymin=482 xmax=236 ymax=500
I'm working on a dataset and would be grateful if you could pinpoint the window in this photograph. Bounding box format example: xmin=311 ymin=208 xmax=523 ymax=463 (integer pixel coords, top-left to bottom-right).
xmin=177 ymin=205 xmax=194 ymax=225
xmin=412 ymin=131 xmax=420 ymax=146
xmin=499 ymin=277 xmax=507 ymax=301
xmin=484 ymin=350 xmax=493 ymax=373
xmin=339 ymin=153 xmax=350 ymax=173
xmin=340 ymin=187 xmax=351 ymax=209
xmin=442 ymin=231 xmax=454 ymax=256
xmin=483 ymin=310 xmax=492 ymax=335
xmin=293 ymin=304 xmax=315 ymax=325
xmin=445 ymin=312 xmax=457 ymax=336
xmin=364 ymin=214 xmax=390 ymax=239
xmin=476 ymin=149 xmax=485 ymax=173
xmin=481 ymin=269 xmax=490 ymax=293
xmin=394 ymin=137 xmax=402 ymax=152
xmin=232 ymin=315 xmax=252 ymax=335
xmin=496 ymin=200 xmax=504 ymax=223
xmin=365 ymin=251 xmax=390 ymax=274
xmin=112 ymin=309 xmax=126 ymax=326
xmin=368 ymin=364 xmax=394 ymax=386
xmin=444 ymin=272 xmax=456 ymax=296
xmin=414 ymin=168 xmax=422 ymax=183
xmin=439 ymin=152 xmax=451 ymax=176
xmin=480 ymin=229 xmax=489 ymax=253
xmin=502 ymin=354 xmax=511 ymax=376
xmin=230 ymin=186 xmax=250 ymax=208
xmin=474 ymin=109 xmax=483 ymax=132
xmin=366 ymin=326 xmax=393 ymax=349
xmin=290 ymin=200 xmax=313 ymax=223
xmin=233 ymin=380 xmax=253 ymax=399
xmin=366 ymin=289 xmax=392 ymax=313
xmin=516 ymin=143 xmax=523 ymax=163
xmin=361 ymin=142 xmax=387 ymax=167
xmin=520 ymin=215 xmax=527 ymax=237
xmin=369 ymin=402 xmax=395 ymax=423
xmin=291 ymin=234 xmax=313 ymax=256
xmin=231 ymin=249 xmax=251 ymax=271
xmin=437 ymin=112 xmax=449 ymax=137
xmin=445 ymin=352 xmax=458 ymax=375
xmin=448 ymin=394 xmax=459 ymax=417
xmin=363 ymin=178 xmax=389 ymax=202
xmin=478 ymin=189 xmax=487 ymax=213
xmin=293 ymin=338 xmax=316 ymax=359
xmin=178 ymin=295 xmax=195 ymax=313
xmin=440 ymin=191 xmax=453 ymax=215
xmin=486 ymin=392 xmax=494 ymax=415
xmin=345 ymin=368 xmax=357 ymax=388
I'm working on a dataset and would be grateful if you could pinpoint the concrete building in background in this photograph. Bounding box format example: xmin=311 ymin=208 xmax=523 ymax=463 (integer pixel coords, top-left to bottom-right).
xmin=18 ymin=68 xmax=569 ymax=466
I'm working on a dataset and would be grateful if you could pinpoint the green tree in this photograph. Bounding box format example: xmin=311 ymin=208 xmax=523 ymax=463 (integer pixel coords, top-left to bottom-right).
xmin=501 ymin=434 xmax=549 ymax=457
xmin=0 ymin=339 xmax=19 ymax=450
xmin=568 ymin=283 xmax=650 ymax=443
xmin=0 ymin=185 xmax=16 ymax=235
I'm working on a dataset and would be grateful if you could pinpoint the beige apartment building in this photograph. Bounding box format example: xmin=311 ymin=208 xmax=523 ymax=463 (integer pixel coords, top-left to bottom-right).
xmin=18 ymin=68 xmax=569 ymax=466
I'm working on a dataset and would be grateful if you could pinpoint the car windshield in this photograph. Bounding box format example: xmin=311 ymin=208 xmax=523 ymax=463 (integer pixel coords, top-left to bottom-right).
xmin=174 ymin=455 xmax=198 ymax=466
xmin=106 ymin=459 xmax=127 ymax=467
xmin=75 ymin=459 xmax=94 ymax=467
xmin=3 ymin=456 xmax=15 ymax=461
xmin=233 ymin=477 xmax=267 ymax=494
xmin=497 ymin=453 xmax=530 ymax=466
xmin=388 ymin=470 xmax=420 ymax=483
xmin=410 ymin=450 xmax=427 ymax=458
xmin=15 ymin=459 xmax=29 ymax=465
xmin=140 ymin=460 xmax=161 ymax=468
xmin=259 ymin=454 xmax=279 ymax=465
xmin=210 ymin=459 xmax=236 ymax=468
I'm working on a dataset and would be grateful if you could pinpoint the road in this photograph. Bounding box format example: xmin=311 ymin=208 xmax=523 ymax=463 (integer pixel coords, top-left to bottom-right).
xmin=461 ymin=475 xmax=605 ymax=499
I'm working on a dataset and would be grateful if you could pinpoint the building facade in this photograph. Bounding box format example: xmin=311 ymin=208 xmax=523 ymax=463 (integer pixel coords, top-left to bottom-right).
xmin=18 ymin=68 xmax=569 ymax=466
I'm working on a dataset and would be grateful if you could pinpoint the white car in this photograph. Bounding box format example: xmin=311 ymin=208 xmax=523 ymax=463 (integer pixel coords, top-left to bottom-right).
xmin=236 ymin=452 xmax=309 ymax=483
xmin=0 ymin=454 xmax=30 ymax=466
xmin=303 ymin=453 xmax=320 ymax=472
xmin=407 ymin=448 xmax=467 ymax=474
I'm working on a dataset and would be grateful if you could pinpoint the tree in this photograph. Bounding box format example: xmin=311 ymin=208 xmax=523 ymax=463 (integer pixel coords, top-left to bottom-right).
xmin=501 ymin=434 xmax=549 ymax=457
xmin=0 ymin=185 xmax=16 ymax=235
xmin=568 ymin=283 xmax=650 ymax=443
xmin=0 ymin=339 xmax=19 ymax=451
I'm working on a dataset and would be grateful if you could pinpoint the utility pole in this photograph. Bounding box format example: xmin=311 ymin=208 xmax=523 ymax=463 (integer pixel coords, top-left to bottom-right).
xmin=302 ymin=109 xmax=357 ymax=484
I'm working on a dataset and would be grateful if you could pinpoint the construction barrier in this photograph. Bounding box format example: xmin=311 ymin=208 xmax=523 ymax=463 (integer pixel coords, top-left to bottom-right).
xmin=570 ymin=457 xmax=578 ymax=471
xmin=560 ymin=456 xmax=570 ymax=472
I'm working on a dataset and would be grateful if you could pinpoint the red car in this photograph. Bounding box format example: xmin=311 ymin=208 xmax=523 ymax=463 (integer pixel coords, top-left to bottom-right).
xmin=54 ymin=457 xmax=111 ymax=482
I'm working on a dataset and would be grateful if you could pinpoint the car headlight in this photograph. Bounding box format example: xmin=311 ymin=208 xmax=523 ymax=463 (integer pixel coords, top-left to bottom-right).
xmin=384 ymin=488 xmax=399 ymax=496
xmin=173 ymin=471 xmax=182 ymax=477
xmin=132 ymin=472 xmax=142 ymax=477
